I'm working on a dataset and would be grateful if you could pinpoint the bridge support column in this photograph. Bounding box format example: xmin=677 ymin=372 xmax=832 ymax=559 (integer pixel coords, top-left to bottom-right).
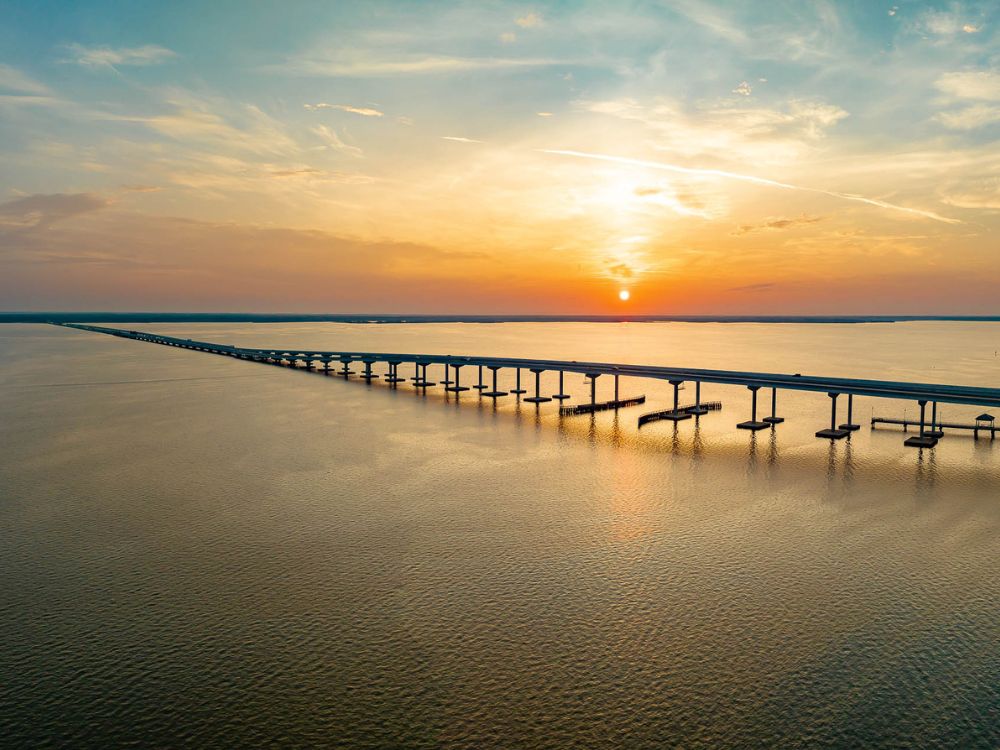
xmin=738 ymin=385 xmax=769 ymax=431
xmin=589 ymin=374 xmax=598 ymax=409
xmin=525 ymin=369 xmax=552 ymax=404
xmin=839 ymin=393 xmax=860 ymax=431
xmin=322 ymin=359 xmax=331 ymax=375
xmin=552 ymin=370 xmax=570 ymax=400
xmin=688 ymin=381 xmax=709 ymax=415
xmin=923 ymin=401 xmax=943 ymax=438
xmin=662 ymin=380 xmax=691 ymax=421
xmin=817 ymin=393 xmax=849 ymax=439
xmin=905 ymin=399 xmax=938 ymax=447
xmin=362 ymin=361 xmax=378 ymax=382
xmin=418 ymin=363 xmax=435 ymax=388
xmin=484 ymin=366 xmax=507 ymax=398
xmin=512 ymin=368 xmax=526 ymax=395
xmin=614 ymin=374 xmax=619 ymax=405
xmin=340 ymin=358 xmax=353 ymax=378
xmin=763 ymin=387 xmax=784 ymax=424
xmin=474 ymin=365 xmax=487 ymax=391
xmin=385 ymin=362 xmax=404 ymax=384
xmin=445 ymin=364 xmax=470 ymax=393
xmin=440 ymin=363 xmax=453 ymax=386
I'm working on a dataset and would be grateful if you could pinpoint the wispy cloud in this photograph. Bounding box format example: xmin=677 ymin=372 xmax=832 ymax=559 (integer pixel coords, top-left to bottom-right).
xmin=540 ymin=150 xmax=962 ymax=224
xmin=269 ymin=167 xmax=373 ymax=183
xmin=582 ymin=97 xmax=849 ymax=165
xmin=64 ymin=43 xmax=177 ymax=69
xmin=935 ymin=104 xmax=1000 ymax=130
xmin=936 ymin=71 xmax=1000 ymax=101
xmin=312 ymin=124 xmax=363 ymax=157
xmin=667 ymin=0 xmax=747 ymax=43
xmin=917 ymin=8 xmax=983 ymax=36
xmin=0 ymin=192 xmax=110 ymax=230
xmin=303 ymin=103 xmax=384 ymax=117
xmin=0 ymin=64 xmax=61 ymax=107
xmin=0 ymin=64 xmax=52 ymax=95
xmin=276 ymin=54 xmax=566 ymax=77
xmin=732 ymin=81 xmax=752 ymax=96
xmin=733 ymin=216 xmax=825 ymax=235
xmin=441 ymin=136 xmax=483 ymax=143
xmin=729 ymin=282 xmax=777 ymax=292
xmin=515 ymin=12 xmax=543 ymax=28
xmin=110 ymin=98 xmax=299 ymax=156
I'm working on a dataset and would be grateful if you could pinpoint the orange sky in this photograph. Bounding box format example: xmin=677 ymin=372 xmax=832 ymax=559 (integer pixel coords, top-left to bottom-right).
xmin=1 ymin=1 xmax=999 ymax=313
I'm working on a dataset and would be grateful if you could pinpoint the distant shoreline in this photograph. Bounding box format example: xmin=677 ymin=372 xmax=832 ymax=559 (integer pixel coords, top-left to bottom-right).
xmin=3 ymin=313 xmax=1000 ymax=324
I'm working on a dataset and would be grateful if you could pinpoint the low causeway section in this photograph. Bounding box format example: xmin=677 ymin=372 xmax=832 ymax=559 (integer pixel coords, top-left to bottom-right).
xmin=59 ymin=323 xmax=1000 ymax=449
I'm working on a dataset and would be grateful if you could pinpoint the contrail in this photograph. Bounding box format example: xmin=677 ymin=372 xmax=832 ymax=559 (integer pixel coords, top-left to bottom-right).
xmin=540 ymin=149 xmax=962 ymax=225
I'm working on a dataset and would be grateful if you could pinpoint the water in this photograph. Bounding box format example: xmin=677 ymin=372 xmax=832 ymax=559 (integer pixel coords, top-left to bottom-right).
xmin=2 ymin=321 xmax=999 ymax=748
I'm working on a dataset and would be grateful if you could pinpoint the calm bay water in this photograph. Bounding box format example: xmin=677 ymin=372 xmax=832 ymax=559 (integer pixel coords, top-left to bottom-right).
xmin=2 ymin=321 xmax=999 ymax=748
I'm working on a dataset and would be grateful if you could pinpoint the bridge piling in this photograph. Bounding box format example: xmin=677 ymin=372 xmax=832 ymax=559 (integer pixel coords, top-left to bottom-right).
xmin=525 ymin=369 xmax=552 ymax=404
xmin=484 ymin=366 xmax=507 ymax=398
xmin=661 ymin=380 xmax=691 ymax=421
xmin=688 ymin=381 xmax=709 ymax=415
xmin=839 ymin=393 xmax=860 ymax=431
xmin=552 ymin=370 xmax=570 ymax=400
xmin=764 ymin=386 xmax=784 ymax=424
xmin=924 ymin=401 xmax=943 ymax=438
xmin=418 ymin=363 xmax=435 ymax=388
xmin=905 ymin=400 xmax=938 ymax=447
xmin=816 ymin=393 xmax=849 ymax=439
xmin=512 ymin=368 xmax=526 ymax=395
xmin=738 ymin=385 xmax=769 ymax=431
xmin=446 ymin=364 xmax=470 ymax=393
xmin=385 ymin=362 xmax=405 ymax=385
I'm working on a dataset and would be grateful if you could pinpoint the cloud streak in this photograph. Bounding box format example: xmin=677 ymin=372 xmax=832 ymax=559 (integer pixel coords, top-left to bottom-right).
xmin=0 ymin=193 xmax=110 ymax=230
xmin=64 ymin=43 xmax=177 ymax=69
xmin=277 ymin=55 xmax=566 ymax=77
xmin=540 ymin=150 xmax=961 ymax=224
xmin=303 ymin=103 xmax=384 ymax=116
xmin=733 ymin=216 xmax=825 ymax=235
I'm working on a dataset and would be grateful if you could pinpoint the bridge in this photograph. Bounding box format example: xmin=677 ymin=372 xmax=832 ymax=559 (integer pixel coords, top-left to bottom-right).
xmin=58 ymin=323 xmax=1000 ymax=449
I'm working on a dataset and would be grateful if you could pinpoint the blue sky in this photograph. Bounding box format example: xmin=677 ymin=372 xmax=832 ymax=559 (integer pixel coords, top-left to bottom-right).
xmin=1 ymin=1 xmax=998 ymax=312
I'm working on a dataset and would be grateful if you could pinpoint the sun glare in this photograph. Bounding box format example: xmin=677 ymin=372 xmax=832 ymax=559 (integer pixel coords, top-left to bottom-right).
xmin=619 ymin=289 xmax=630 ymax=301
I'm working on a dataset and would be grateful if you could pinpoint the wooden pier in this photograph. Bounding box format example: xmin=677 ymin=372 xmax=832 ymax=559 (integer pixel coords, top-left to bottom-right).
xmin=638 ymin=402 xmax=723 ymax=427
xmin=560 ymin=395 xmax=646 ymax=416
xmin=872 ymin=416 xmax=997 ymax=440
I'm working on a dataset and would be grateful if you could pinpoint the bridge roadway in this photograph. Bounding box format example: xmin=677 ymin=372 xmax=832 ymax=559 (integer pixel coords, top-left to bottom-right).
xmin=58 ymin=323 xmax=1000 ymax=446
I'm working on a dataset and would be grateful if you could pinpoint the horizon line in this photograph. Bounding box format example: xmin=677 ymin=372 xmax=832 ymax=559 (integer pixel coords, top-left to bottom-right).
xmin=4 ymin=312 xmax=1000 ymax=325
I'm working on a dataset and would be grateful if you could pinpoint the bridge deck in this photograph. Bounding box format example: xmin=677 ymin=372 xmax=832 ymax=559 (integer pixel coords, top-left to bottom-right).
xmin=57 ymin=323 xmax=1000 ymax=408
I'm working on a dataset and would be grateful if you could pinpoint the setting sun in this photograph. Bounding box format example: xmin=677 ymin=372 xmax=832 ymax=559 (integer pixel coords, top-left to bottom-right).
xmin=619 ymin=290 xmax=630 ymax=301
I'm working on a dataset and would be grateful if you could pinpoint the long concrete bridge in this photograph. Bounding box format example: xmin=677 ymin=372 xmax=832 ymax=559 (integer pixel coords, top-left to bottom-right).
xmin=59 ymin=323 xmax=1000 ymax=448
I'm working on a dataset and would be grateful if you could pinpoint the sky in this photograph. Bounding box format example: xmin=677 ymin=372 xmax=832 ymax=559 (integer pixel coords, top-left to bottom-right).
xmin=1 ymin=0 xmax=999 ymax=314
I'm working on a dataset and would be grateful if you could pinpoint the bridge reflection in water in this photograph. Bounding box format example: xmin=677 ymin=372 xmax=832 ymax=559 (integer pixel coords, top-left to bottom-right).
xmin=58 ymin=323 xmax=1000 ymax=450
